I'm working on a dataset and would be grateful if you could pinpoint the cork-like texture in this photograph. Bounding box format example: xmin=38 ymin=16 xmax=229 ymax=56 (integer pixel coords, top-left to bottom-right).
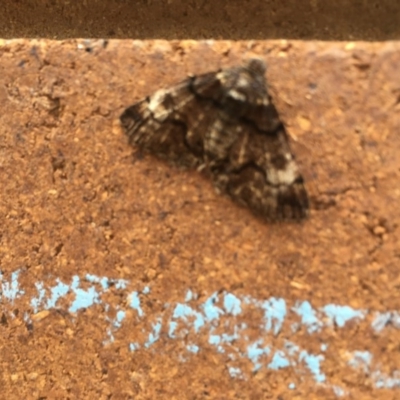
xmin=1 ymin=0 xmax=400 ymax=40
xmin=1 ymin=39 xmax=400 ymax=399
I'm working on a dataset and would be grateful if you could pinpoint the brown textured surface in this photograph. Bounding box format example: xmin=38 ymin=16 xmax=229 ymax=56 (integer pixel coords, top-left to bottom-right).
xmin=1 ymin=0 xmax=400 ymax=40
xmin=1 ymin=39 xmax=400 ymax=398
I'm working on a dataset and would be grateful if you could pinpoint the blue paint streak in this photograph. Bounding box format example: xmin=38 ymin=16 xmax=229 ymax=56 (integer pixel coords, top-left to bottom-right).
xmin=299 ymin=350 xmax=326 ymax=383
xmin=145 ymin=318 xmax=162 ymax=348
xmin=130 ymin=342 xmax=139 ymax=351
xmin=168 ymin=321 xmax=178 ymax=338
xmin=31 ymin=279 xmax=69 ymax=312
xmin=48 ymin=280 xmax=70 ymax=307
xmin=86 ymin=274 xmax=109 ymax=290
xmin=69 ymin=276 xmax=100 ymax=312
xmin=173 ymin=303 xmax=194 ymax=319
xmin=142 ymin=286 xmax=150 ymax=294
xmin=85 ymin=274 xmax=128 ymax=290
xmin=129 ymin=292 xmax=143 ymax=317
xmin=247 ymin=339 xmax=270 ymax=371
xmin=224 ymin=293 xmax=242 ymax=315
xmin=202 ymin=292 xmax=223 ymax=322
xmin=3 ymin=268 xmax=400 ymax=396
xmin=209 ymin=333 xmax=224 ymax=353
xmin=171 ymin=303 xmax=205 ymax=334
xmin=1 ymin=270 xmax=24 ymax=302
xmin=187 ymin=344 xmax=199 ymax=353
xmin=31 ymin=282 xmax=46 ymax=313
xmin=260 ymin=297 xmax=286 ymax=335
xmin=185 ymin=289 xmax=193 ymax=302
xmin=323 ymin=304 xmax=365 ymax=327
xmin=268 ymin=350 xmax=291 ymax=370
xmin=222 ymin=329 xmax=239 ymax=344
xmin=293 ymin=301 xmax=322 ymax=333
xmin=115 ymin=310 xmax=126 ymax=328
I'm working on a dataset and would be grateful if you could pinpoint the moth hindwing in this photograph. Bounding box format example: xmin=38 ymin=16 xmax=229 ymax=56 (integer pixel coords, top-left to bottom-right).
xmin=120 ymin=58 xmax=309 ymax=221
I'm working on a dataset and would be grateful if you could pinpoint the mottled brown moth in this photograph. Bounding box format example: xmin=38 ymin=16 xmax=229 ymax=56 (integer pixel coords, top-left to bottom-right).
xmin=120 ymin=58 xmax=308 ymax=221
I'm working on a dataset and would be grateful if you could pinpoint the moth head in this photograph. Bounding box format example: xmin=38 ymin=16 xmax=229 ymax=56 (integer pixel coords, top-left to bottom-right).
xmin=240 ymin=58 xmax=268 ymax=95
xmin=243 ymin=58 xmax=267 ymax=77
xmin=219 ymin=58 xmax=269 ymax=116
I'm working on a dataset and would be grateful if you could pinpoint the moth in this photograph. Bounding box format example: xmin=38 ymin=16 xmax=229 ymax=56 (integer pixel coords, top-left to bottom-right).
xmin=120 ymin=58 xmax=309 ymax=221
